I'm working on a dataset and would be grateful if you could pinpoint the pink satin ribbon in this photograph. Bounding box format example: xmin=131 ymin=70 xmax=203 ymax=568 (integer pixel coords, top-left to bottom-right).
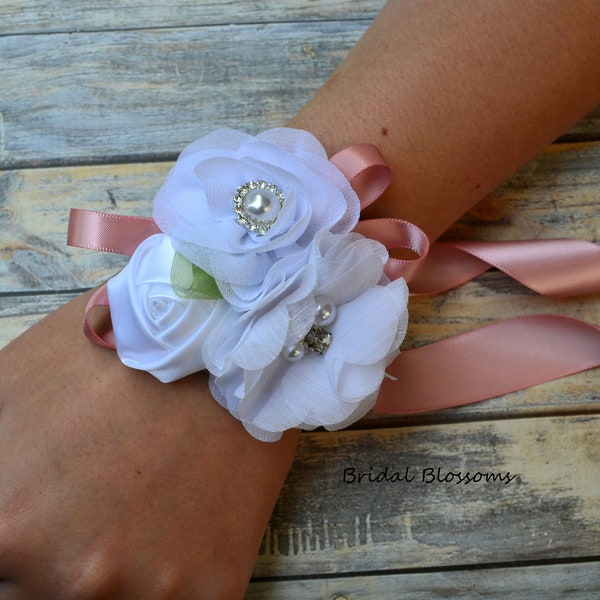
xmin=68 ymin=209 xmax=160 ymax=255
xmin=82 ymin=284 xmax=116 ymax=349
xmin=68 ymin=143 xmax=600 ymax=416
xmin=380 ymin=315 xmax=600 ymax=414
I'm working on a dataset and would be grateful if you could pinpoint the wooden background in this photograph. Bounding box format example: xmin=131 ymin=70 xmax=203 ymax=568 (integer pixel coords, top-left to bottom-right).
xmin=1 ymin=1 xmax=600 ymax=597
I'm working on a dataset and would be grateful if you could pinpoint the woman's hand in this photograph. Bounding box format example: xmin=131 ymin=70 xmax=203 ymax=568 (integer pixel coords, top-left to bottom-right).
xmin=0 ymin=292 xmax=299 ymax=599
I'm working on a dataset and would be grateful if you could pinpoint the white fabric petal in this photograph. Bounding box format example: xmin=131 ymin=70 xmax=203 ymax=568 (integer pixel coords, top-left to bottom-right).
xmin=231 ymin=305 xmax=290 ymax=370
xmin=332 ymin=361 xmax=388 ymax=402
xmin=104 ymin=129 xmax=411 ymax=442
xmin=330 ymin=286 xmax=406 ymax=365
xmin=107 ymin=234 xmax=230 ymax=382
xmin=152 ymin=128 xmax=360 ymax=303
xmin=202 ymin=231 xmax=409 ymax=440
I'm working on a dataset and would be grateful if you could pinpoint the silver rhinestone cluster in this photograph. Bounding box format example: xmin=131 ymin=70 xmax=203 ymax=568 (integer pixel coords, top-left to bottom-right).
xmin=282 ymin=296 xmax=337 ymax=362
xmin=233 ymin=180 xmax=285 ymax=235
xmin=304 ymin=326 xmax=333 ymax=355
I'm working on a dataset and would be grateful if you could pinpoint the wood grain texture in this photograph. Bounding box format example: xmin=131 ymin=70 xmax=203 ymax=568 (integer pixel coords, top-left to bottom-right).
xmin=2 ymin=143 xmax=600 ymax=421
xmin=246 ymin=562 xmax=600 ymax=599
xmin=253 ymin=415 xmax=600 ymax=577
xmin=0 ymin=1 xmax=383 ymax=35
xmin=0 ymin=162 xmax=170 ymax=292
xmin=1 ymin=0 xmax=600 ymax=592
xmin=2 ymin=22 xmax=599 ymax=169
xmin=2 ymin=142 xmax=598 ymax=291
xmin=0 ymin=20 xmax=369 ymax=168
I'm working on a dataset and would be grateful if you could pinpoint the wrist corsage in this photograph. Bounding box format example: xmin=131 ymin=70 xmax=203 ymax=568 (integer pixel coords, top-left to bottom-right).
xmin=72 ymin=127 xmax=600 ymax=437
xmin=69 ymin=127 xmax=412 ymax=441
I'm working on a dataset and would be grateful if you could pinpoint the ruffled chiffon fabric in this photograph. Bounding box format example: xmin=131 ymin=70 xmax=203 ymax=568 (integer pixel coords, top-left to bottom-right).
xmin=107 ymin=128 xmax=410 ymax=441
xmin=153 ymin=128 xmax=360 ymax=309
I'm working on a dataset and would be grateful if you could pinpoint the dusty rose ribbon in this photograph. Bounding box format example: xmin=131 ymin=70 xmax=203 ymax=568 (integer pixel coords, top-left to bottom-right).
xmin=68 ymin=144 xmax=600 ymax=416
xmin=67 ymin=209 xmax=161 ymax=256
xmin=379 ymin=315 xmax=600 ymax=414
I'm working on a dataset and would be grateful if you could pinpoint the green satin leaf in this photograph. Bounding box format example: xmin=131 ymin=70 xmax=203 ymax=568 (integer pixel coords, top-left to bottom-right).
xmin=170 ymin=252 xmax=223 ymax=299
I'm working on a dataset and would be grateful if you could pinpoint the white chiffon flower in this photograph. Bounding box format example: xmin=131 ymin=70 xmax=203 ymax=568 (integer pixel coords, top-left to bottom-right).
xmin=207 ymin=231 xmax=409 ymax=442
xmin=202 ymin=257 xmax=318 ymax=377
xmin=99 ymin=128 xmax=409 ymax=443
xmin=152 ymin=128 xmax=361 ymax=308
xmin=107 ymin=234 xmax=230 ymax=383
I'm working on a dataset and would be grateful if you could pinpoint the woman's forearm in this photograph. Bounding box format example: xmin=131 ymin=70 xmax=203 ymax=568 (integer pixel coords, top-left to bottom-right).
xmin=1 ymin=1 xmax=599 ymax=596
xmin=290 ymin=0 xmax=600 ymax=240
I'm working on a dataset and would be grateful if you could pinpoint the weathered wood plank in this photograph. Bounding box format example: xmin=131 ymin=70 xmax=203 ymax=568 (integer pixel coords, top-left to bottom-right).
xmin=246 ymin=561 xmax=600 ymax=599
xmin=561 ymin=106 xmax=600 ymax=142
xmin=2 ymin=23 xmax=598 ymax=169
xmin=2 ymin=0 xmax=599 ymax=592
xmin=0 ymin=1 xmax=383 ymax=35
xmin=2 ymin=143 xmax=600 ymax=419
xmin=0 ymin=21 xmax=369 ymax=168
xmin=252 ymin=415 xmax=600 ymax=578
xmin=0 ymin=162 xmax=168 ymax=292
xmin=0 ymin=292 xmax=79 ymax=347
xmin=2 ymin=141 xmax=598 ymax=292
xmin=444 ymin=141 xmax=600 ymax=244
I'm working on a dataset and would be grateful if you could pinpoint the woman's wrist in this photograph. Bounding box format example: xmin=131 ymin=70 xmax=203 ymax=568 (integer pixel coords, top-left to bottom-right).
xmin=0 ymin=287 xmax=300 ymax=597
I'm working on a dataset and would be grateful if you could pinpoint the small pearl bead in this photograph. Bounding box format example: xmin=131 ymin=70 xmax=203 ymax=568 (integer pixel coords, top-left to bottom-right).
xmin=314 ymin=295 xmax=336 ymax=327
xmin=242 ymin=189 xmax=280 ymax=222
xmin=282 ymin=342 xmax=305 ymax=362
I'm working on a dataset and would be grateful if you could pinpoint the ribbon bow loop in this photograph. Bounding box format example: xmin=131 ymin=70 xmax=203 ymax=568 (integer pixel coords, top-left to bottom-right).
xmin=67 ymin=135 xmax=600 ymax=426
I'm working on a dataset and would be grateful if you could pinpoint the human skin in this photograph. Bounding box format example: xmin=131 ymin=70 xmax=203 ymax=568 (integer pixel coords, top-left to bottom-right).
xmin=290 ymin=0 xmax=600 ymax=241
xmin=1 ymin=1 xmax=599 ymax=598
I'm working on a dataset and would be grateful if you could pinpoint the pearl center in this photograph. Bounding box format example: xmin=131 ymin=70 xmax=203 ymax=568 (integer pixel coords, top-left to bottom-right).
xmin=242 ymin=189 xmax=277 ymax=221
xmin=233 ymin=180 xmax=286 ymax=235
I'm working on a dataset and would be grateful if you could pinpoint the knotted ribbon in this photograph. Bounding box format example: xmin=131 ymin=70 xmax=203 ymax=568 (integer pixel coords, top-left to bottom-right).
xmin=68 ymin=143 xmax=600 ymax=416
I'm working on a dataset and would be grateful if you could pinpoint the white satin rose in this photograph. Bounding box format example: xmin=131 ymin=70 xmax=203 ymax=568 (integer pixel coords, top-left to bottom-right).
xmin=107 ymin=233 xmax=230 ymax=383
xmin=206 ymin=230 xmax=409 ymax=442
xmin=152 ymin=128 xmax=361 ymax=309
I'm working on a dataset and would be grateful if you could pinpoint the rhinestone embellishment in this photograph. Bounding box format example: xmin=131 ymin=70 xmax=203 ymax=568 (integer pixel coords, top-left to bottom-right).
xmin=233 ymin=180 xmax=285 ymax=235
xmin=304 ymin=326 xmax=333 ymax=355
xmin=282 ymin=299 xmax=337 ymax=362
